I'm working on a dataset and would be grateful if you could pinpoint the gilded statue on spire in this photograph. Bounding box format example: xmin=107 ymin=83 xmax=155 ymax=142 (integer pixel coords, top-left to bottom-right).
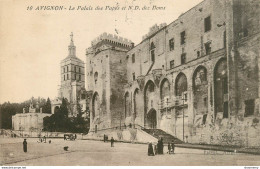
xmin=70 ymin=32 xmax=73 ymax=42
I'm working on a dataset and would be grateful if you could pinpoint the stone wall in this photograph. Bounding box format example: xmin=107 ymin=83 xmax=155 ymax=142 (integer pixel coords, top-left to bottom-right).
xmin=12 ymin=113 xmax=51 ymax=131
xmin=123 ymin=0 xmax=260 ymax=146
xmin=86 ymin=34 xmax=131 ymax=131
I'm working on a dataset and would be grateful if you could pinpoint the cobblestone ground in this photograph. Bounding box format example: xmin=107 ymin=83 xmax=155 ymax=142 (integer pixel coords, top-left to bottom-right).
xmin=1 ymin=137 xmax=260 ymax=166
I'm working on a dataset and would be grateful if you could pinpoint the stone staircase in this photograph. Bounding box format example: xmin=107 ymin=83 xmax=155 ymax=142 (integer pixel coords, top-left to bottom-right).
xmin=0 ymin=129 xmax=20 ymax=137
xmin=142 ymin=129 xmax=183 ymax=144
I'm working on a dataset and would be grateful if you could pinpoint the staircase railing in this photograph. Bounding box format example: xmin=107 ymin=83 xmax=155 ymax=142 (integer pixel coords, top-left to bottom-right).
xmin=88 ymin=123 xmax=146 ymax=133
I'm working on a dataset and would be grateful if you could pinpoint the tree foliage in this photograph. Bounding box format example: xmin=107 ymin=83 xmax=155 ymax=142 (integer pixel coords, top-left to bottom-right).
xmin=42 ymin=97 xmax=51 ymax=114
xmin=43 ymin=98 xmax=90 ymax=133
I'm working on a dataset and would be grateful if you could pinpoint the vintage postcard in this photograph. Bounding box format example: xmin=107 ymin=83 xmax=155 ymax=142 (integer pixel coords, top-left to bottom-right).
xmin=0 ymin=0 xmax=260 ymax=167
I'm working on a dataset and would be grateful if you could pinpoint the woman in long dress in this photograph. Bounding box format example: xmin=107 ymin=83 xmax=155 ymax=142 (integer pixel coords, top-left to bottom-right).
xmin=148 ymin=142 xmax=154 ymax=156
xmin=23 ymin=139 xmax=27 ymax=153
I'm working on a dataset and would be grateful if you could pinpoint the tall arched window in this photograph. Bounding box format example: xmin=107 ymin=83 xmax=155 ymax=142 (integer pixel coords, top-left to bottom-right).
xmin=94 ymin=72 xmax=98 ymax=84
xmin=160 ymin=79 xmax=170 ymax=107
xmin=92 ymin=92 xmax=101 ymax=119
xmin=214 ymin=59 xmax=228 ymax=118
xmin=193 ymin=66 xmax=208 ymax=115
xmin=144 ymin=80 xmax=157 ymax=128
xmin=175 ymin=73 xmax=188 ymax=98
xmin=150 ymin=42 xmax=155 ymax=62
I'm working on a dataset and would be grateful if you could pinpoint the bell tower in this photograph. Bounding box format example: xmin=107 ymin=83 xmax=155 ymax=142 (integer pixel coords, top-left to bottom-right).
xmin=57 ymin=32 xmax=86 ymax=116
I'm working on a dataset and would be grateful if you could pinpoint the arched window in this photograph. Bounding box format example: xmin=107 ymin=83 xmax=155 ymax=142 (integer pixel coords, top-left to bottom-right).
xmin=144 ymin=81 xmax=157 ymax=129
xmin=193 ymin=66 xmax=208 ymax=115
xmin=94 ymin=72 xmax=98 ymax=84
xmin=160 ymin=79 xmax=170 ymax=108
xmin=214 ymin=59 xmax=228 ymax=118
xmin=175 ymin=73 xmax=187 ymax=98
xmin=150 ymin=42 xmax=155 ymax=62
xmin=144 ymin=80 xmax=155 ymax=114
xmin=160 ymin=79 xmax=170 ymax=100
xmin=92 ymin=92 xmax=100 ymax=119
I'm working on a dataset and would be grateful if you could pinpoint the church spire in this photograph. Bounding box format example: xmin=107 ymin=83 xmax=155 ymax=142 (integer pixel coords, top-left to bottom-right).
xmin=68 ymin=32 xmax=76 ymax=57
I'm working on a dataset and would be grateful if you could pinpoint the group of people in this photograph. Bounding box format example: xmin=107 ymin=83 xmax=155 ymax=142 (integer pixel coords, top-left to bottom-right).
xmin=148 ymin=138 xmax=175 ymax=156
xmin=167 ymin=141 xmax=175 ymax=154
xmin=104 ymin=135 xmax=115 ymax=147
xmin=37 ymin=136 xmax=51 ymax=144
xmin=64 ymin=134 xmax=77 ymax=140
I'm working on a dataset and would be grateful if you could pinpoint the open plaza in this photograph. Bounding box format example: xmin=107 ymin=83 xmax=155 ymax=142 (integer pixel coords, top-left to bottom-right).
xmin=1 ymin=137 xmax=260 ymax=166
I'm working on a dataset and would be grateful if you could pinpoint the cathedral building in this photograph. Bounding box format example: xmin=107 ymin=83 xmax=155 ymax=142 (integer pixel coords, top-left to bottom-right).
xmin=52 ymin=33 xmax=87 ymax=117
xmin=86 ymin=0 xmax=260 ymax=146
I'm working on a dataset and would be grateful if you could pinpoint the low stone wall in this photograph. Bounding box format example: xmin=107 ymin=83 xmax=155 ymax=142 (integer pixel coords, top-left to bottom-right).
xmin=189 ymin=116 xmax=260 ymax=147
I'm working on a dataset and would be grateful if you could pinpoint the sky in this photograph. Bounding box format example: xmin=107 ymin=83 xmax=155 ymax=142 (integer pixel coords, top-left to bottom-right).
xmin=0 ymin=0 xmax=203 ymax=104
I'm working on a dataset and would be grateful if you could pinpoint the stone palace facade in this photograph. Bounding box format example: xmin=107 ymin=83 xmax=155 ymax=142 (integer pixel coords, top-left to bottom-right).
xmin=85 ymin=0 xmax=260 ymax=146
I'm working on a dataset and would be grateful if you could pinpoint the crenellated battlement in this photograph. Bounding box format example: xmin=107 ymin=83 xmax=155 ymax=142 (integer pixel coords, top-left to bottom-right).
xmin=91 ymin=32 xmax=133 ymax=48
xmin=142 ymin=23 xmax=167 ymax=40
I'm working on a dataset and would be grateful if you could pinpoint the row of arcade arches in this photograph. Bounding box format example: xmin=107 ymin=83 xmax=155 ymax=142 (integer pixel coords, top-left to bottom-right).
xmin=90 ymin=58 xmax=227 ymax=130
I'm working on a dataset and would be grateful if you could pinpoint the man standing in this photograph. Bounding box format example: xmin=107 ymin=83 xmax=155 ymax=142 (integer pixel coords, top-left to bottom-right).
xmin=157 ymin=140 xmax=161 ymax=154
xmin=171 ymin=140 xmax=175 ymax=154
xmin=23 ymin=139 xmax=27 ymax=153
xmin=111 ymin=137 xmax=115 ymax=147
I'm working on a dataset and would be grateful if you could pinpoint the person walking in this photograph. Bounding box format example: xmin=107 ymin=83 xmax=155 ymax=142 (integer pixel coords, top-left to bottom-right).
xmin=104 ymin=134 xmax=106 ymax=142
xmin=168 ymin=142 xmax=171 ymax=154
xmin=23 ymin=139 xmax=27 ymax=153
xmin=171 ymin=140 xmax=175 ymax=154
xmin=157 ymin=140 xmax=161 ymax=154
xmin=111 ymin=137 xmax=115 ymax=147
xmin=154 ymin=144 xmax=158 ymax=155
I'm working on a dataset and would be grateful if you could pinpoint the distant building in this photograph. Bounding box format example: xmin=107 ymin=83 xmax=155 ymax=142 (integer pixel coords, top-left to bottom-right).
xmin=12 ymin=99 xmax=51 ymax=132
xmin=52 ymin=33 xmax=88 ymax=117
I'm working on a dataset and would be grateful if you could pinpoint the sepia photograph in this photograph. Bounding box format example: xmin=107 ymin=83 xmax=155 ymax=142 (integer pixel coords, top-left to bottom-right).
xmin=0 ymin=0 xmax=260 ymax=167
